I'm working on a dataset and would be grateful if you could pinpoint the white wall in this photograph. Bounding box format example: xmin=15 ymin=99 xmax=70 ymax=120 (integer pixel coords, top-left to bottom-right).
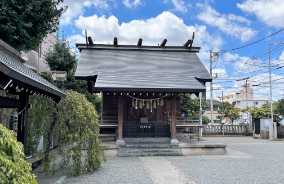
xmin=239 ymin=100 xmax=268 ymax=120
xmin=22 ymin=32 xmax=58 ymax=73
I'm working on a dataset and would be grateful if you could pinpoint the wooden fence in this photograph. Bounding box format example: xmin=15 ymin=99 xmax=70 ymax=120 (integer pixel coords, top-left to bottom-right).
xmin=203 ymin=125 xmax=248 ymax=134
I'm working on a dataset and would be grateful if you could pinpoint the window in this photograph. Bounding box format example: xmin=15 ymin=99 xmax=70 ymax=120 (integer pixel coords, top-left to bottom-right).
xmin=213 ymin=106 xmax=218 ymax=111
xmin=253 ymin=102 xmax=258 ymax=105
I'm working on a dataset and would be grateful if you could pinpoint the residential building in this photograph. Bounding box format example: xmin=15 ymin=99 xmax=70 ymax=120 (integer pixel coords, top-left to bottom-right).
xmin=218 ymin=83 xmax=253 ymax=102
xmin=230 ymin=96 xmax=269 ymax=120
xmin=21 ymin=24 xmax=59 ymax=73
xmin=217 ymin=84 xmax=270 ymax=122
xmin=205 ymin=100 xmax=221 ymax=121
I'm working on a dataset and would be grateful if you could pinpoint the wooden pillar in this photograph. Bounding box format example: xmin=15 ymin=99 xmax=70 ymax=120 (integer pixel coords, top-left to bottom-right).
xmin=171 ymin=93 xmax=179 ymax=144
xmin=116 ymin=95 xmax=125 ymax=145
xmin=17 ymin=94 xmax=29 ymax=154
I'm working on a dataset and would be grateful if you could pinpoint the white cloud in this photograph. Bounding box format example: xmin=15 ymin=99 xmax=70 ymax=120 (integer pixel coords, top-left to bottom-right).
xmin=68 ymin=34 xmax=86 ymax=45
xmin=227 ymin=14 xmax=251 ymax=25
xmin=73 ymin=11 xmax=223 ymax=59
xmin=237 ymin=0 xmax=284 ymax=28
xmin=171 ymin=0 xmax=189 ymax=13
xmin=280 ymin=51 xmax=284 ymax=60
xmin=122 ymin=0 xmax=142 ymax=8
xmin=233 ymin=56 xmax=264 ymax=73
xmin=196 ymin=4 xmax=258 ymax=42
xmin=60 ymin=0 xmax=112 ymax=26
xmin=223 ymin=52 xmax=240 ymax=61
xmin=213 ymin=68 xmax=228 ymax=79
xmin=250 ymin=73 xmax=284 ymax=99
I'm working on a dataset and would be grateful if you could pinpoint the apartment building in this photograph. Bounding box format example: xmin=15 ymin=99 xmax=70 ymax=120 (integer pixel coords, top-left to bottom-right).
xmin=218 ymin=83 xmax=253 ymax=102
xmin=205 ymin=100 xmax=221 ymax=121
xmin=21 ymin=24 xmax=59 ymax=73
xmin=218 ymin=83 xmax=268 ymax=121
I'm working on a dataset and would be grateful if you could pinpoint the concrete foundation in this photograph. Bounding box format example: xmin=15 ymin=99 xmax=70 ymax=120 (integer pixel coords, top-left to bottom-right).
xmin=179 ymin=139 xmax=227 ymax=155
xmin=101 ymin=141 xmax=119 ymax=156
xmin=101 ymin=138 xmax=227 ymax=156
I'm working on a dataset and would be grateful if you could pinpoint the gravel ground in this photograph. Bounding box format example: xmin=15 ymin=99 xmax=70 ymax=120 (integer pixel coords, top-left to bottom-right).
xmin=62 ymin=137 xmax=284 ymax=184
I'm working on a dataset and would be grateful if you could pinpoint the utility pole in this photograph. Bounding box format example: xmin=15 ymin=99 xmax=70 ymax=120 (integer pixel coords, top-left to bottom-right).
xmin=267 ymin=41 xmax=284 ymax=139
xmin=236 ymin=77 xmax=250 ymax=123
xmin=222 ymin=91 xmax=224 ymax=136
xmin=222 ymin=91 xmax=224 ymax=122
xmin=246 ymin=79 xmax=248 ymax=122
xmin=210 ymin=50 xmax=226 ymax=125
xmin=210 ymin=50 xmax=213 ymax=125
xmin=268 ymin=43 xmax=273 ymax=125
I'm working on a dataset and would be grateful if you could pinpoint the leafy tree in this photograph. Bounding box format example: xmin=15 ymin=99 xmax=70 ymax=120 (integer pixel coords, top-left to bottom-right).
xmin=44 ymin=34 xmax=76 ymax=73
xmin=241 ymin=106 xmax=260 ymax=127
xmin=217 ymin=102 xmax=234 ymax=120
xmin=181 ymin=93 xmax=193 ymax=115
xmin=228 ymin=107 xmax=241 ymax=124
xmin=241 ymin=106 xmax=260 ymax=120
xmin=43 ymin=34 xmax=101 ymax=113
xmin=277 ymin=98 xmax=284 ymax=117
xmin=180 ymin=94 xmax=209 ymax=117
xmin=256 ymin=102 xmax=281 ymax=123
xmin=27 ymin=91 xmax=106 ymax=176
xmin=0 ymin=124 xmax=37 ymax=183
xmin=0 ymin=0 xmax=66 ymax=51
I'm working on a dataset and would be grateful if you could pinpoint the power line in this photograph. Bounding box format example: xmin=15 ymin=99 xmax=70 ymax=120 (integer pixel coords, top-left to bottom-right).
xmin=224 ymin=28 xmax=284 ymax=51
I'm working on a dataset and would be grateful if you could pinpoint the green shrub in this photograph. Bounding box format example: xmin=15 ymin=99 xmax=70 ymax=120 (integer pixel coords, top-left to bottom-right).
xmin=202 ymin=116 xmax=210 ymax=125
xmin=244 ymin=126 xmax=249 ymax=136
xmin=0 ymin=124 xmax=37 ymax=183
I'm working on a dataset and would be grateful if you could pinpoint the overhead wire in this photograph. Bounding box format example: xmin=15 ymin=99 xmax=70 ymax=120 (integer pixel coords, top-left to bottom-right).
xmin=224 ymin=28 xmax=284 ymax=51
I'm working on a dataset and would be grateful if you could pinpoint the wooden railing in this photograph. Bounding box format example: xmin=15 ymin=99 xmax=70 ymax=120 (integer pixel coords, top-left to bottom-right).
xmin=203 ymin=125 xmax=247 ymax=134
xmin=176 ymin=116 xmax=199 ymax=124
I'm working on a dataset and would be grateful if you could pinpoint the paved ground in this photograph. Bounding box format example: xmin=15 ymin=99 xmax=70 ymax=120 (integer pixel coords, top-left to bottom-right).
xmin=59 ymin=137 xmax=284 ymax=184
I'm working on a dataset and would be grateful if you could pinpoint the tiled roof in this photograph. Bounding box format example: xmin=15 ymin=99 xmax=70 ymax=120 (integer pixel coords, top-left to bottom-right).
xmin=0 ymin=39 xmax=65 ymax=99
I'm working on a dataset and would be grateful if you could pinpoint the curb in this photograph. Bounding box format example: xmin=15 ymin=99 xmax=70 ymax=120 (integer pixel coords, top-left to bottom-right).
xmin=55 ymin=176 xmax=67 ymax=184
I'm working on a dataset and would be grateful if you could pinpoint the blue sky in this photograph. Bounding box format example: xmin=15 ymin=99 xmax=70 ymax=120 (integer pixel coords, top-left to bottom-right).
xmin=59 ymin=0 xmax=284 ymax=101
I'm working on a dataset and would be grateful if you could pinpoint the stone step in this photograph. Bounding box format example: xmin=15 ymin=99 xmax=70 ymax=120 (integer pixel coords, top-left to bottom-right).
xmin=118 ymin=148 xmax=181 ymax=153
xmin=118 ymin=152 xmax=183 ymax=157
xmin=120 ymin=143 xmax=179 ymax=149
xmin=123 ymin=137 xmax=171 ymax=144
